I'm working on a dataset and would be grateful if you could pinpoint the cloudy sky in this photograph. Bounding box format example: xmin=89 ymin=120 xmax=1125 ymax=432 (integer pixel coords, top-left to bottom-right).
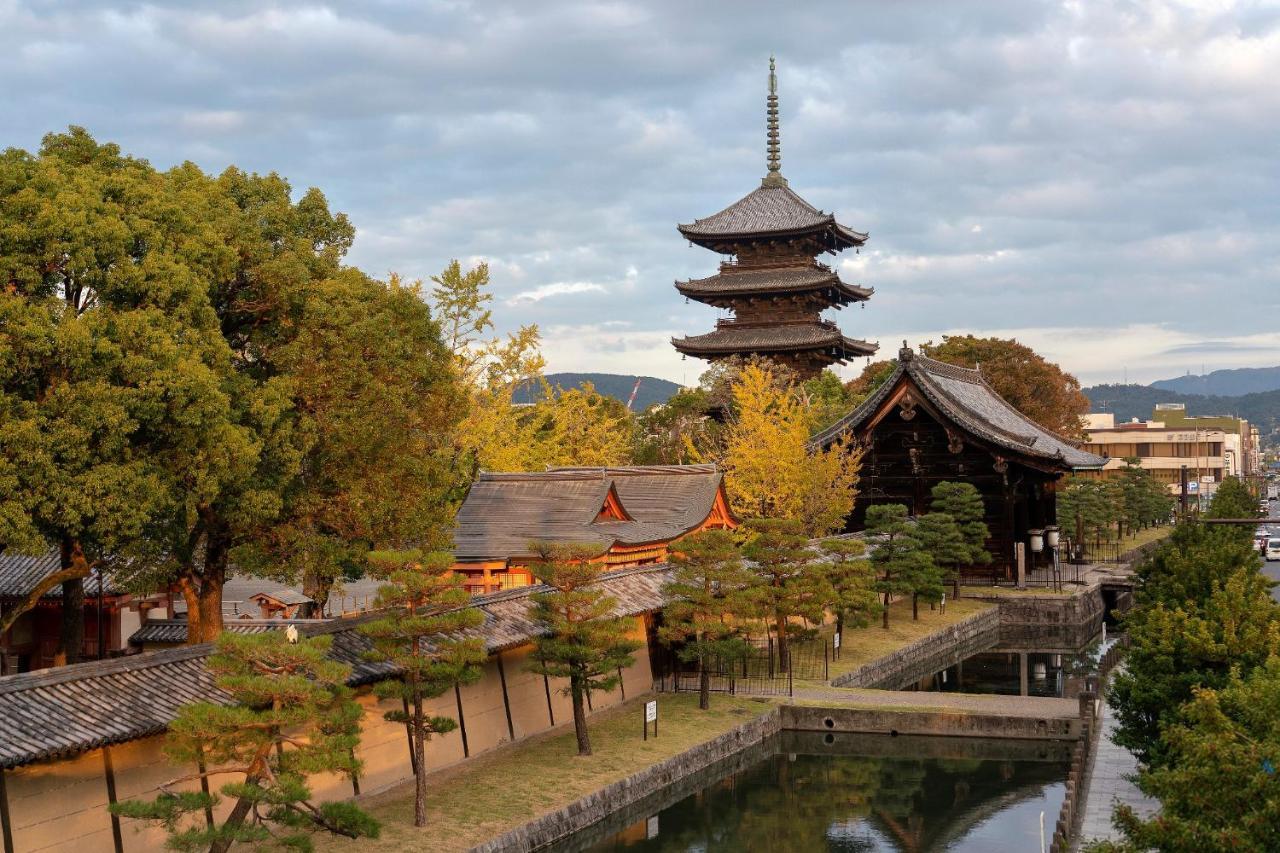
xmin=5 ymin=0 xmax=1280 ymax=387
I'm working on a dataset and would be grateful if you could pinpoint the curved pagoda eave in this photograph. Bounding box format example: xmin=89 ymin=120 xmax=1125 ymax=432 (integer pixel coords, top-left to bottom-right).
xmin=675 ymin=268 xmax=873 ymax=308
xmin=671 ymin=327 xmax=878 ymax=360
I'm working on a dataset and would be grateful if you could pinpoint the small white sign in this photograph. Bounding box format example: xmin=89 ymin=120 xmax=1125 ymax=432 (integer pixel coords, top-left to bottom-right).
xmin=645 ymin=700 xmax=658 ymax=723
xmin=833 ymin=632 xmax=841 ymax=649
xmin=646 ymin=815 xmax=659 ymax=839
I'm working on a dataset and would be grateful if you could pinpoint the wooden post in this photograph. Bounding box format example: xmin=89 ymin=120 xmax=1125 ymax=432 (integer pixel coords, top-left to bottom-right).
xmin=102 ymin=747 xmax=124 ymax=853
xmin=0 ymin=768 xmax=14 ymax=853
xmin=495 ymin=652 xmax=516 ymax=742
xmin=1016 ymin=542 xmax=1027 ymax=590
xmin=454 ymin=683 xmax=470 ymax=758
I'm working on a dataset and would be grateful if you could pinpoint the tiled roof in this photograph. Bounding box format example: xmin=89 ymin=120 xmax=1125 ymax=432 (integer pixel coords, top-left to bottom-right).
xmin=0 ymin=549 xmax=127 ymax=598
xmin=452 ymin=465 xmax=726 ymax=562
xmin=811 ymin=348 xmax=1105 ymax=470
xmin=0 ymin=564 xmax=672 ymax=769
xmin=672 ymin=321 xmax=877 ymax=359
xmin=678 ymin=183 xmax=867 ymax=250
xmin=676 ymin=265 xmax=872 ymax=305
xmin=129 ymin=618 xmax=330 ymax=646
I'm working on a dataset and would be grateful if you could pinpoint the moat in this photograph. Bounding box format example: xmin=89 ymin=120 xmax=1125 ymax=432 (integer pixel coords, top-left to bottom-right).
xmin=551 ymin=732 xmax=1070 ymax=853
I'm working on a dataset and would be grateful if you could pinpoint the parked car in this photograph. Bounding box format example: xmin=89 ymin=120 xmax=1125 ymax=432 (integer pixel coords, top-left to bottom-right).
xmin=1266 ymin=538 xmax=1280 ymax=562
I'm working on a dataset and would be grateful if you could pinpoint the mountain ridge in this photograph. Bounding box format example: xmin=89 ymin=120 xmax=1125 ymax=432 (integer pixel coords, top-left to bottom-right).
xmin=1150 ymin=365 xmax=1280 ymax=397
xmin=511 ymin=372 xmax=682 ymax=410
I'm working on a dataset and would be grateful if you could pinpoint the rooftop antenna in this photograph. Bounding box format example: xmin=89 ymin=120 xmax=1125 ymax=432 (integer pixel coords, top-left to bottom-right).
xmin=762 ymin=56 xmax=787 ymax=188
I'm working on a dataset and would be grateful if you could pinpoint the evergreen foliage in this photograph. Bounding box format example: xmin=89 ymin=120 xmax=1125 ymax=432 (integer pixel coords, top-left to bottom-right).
xmin=819 ymin=537 xmax=880 ymax=643
xmin=526 ymin=543 xmax=641 ymax=756
xmin=928 ymin=481 xmax=991 ymax=593
xmin=110 ymin=632 xmax=379 ymax=852
xmin=359 ymin=550 xmax=486 ymax=827
xmin=659 ymin=529 xmax=755 ymax=709
xmin=864 ymin=505 xmax=938 ymax=627
xmin=742 ymin=519 xmax=833 ymax=672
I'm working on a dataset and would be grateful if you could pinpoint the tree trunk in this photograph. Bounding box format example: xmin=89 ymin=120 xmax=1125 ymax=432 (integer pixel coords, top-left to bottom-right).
xmin=54 ymin=538 xmax=87 ymax=666
xmin=413 ymin=690 xmax=427 ymax=827
xmin=303 ymin=571 xmax=335 ymax=616
xmin=912 ymin=593 xmax=919 ymax=621
xmin=698 ymin=658 xmax=710 ymax=711
xmin=570 ymin=676 xmax=592 ymax=756
xmin=774 ymin=613 xmax=789 ymax=673
xmin=197 ymin=522 xmax=230 ymax=642
xmin=882 ymin=592 xmax=891 ymax=629
xmin=179 ymin=575 xmax=203 ymax=644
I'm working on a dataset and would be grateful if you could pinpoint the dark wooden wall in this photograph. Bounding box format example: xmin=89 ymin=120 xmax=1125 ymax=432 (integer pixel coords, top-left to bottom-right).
xmin=846 ymin=406 xmax=1060 ymax=579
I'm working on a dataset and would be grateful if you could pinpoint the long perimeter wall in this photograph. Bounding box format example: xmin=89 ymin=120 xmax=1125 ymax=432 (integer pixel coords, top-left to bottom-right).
xmin=3 ymin=619 xmax=654 ymax=853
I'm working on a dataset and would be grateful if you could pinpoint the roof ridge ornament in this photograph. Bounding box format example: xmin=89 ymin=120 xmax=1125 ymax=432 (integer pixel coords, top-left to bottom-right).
xmin=899 ymin=340 xmax=914 ymax=362
xmin=762 ymin=55 xmax=788 ymax=188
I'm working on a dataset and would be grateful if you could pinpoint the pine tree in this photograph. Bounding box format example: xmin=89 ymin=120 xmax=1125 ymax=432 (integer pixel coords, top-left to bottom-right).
xmin=865 ymin=504 xmax=936 ymax=628
xmin=742 ymin=519 xmax=832 ymax=672
xmin=659 ymin=529 xmax=755 ymax=710
xmin=930 ymin=480 xmax=991 ymax=593
xmin=359 ymin=550 xmax=486 ymax=827
xmin=913 ymin=513 xmax=963 ymax=613
xmin=110 ymin=632 xmax=379 ymax=852
xmin=526 ymin=543 xmax=641 ymax=756
xmin=819 ymin=537 xmax=879 ymax=646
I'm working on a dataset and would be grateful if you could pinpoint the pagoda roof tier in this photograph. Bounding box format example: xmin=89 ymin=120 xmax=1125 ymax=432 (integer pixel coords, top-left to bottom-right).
xmin=677 ymin=183 xmax=868 ymax=254
xmin=676 ymin=264 xmax=872 ymax=307
xmin=672 ymin=320 xmax=877 ymax=361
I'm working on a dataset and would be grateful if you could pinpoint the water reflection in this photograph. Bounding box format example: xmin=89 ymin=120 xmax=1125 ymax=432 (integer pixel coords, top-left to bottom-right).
xmin=578 ymin=735 xmax=1067 ymax=853
xmin=903 ymin=636 xmax=1103 ymax=699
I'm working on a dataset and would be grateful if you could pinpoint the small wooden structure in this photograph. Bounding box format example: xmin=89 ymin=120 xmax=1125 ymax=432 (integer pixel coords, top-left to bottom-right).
xmin=451 ymin=464 xmax=735 ymax=594
xmin=812 ymin=346 xmax=1105 ymax=579
xmin=672 ymin=58 xmax=877 ymax=378
xmin=245 ymin=588 xmax=317 ymax=620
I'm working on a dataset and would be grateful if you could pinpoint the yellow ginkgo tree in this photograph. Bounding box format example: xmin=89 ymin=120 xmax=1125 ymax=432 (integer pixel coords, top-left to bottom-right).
xmin=722 ymin=364 xmax=862 ymax=535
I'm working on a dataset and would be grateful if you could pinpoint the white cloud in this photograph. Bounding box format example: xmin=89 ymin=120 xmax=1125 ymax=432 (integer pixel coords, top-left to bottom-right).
xmin=506 ymin=282 xmax=606 ymax=304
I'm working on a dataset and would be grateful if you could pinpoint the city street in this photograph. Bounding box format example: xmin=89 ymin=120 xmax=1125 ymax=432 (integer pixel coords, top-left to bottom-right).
xmin=1258 ymin=497 xmax=1280 ymax=603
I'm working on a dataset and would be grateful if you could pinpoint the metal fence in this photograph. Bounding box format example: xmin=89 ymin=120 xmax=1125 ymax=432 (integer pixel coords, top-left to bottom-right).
xmin=654 ymin=635 xmax=838 ymax=697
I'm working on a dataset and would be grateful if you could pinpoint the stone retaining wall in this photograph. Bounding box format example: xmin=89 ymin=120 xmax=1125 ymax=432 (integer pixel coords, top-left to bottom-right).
xmin=831 ymin=606 xmax=1002 ymax=689
xmin=781 ymin=703 xmax=1082 ymax=741
xmin=469 ymin=708 xmax=783 ymax=853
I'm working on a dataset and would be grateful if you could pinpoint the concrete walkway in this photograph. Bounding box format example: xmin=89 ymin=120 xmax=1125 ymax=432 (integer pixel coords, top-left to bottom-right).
xmin=1073 ymin=673 xmax=1159 ymax=848
xmin=790 ymin=685 xmax=1080 ymax=720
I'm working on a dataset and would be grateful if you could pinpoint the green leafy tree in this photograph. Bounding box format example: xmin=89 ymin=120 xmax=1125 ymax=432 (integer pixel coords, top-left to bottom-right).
xmin=1090 ymin=658 xmax=1280 ymax=853
xmin=0 ymin=128 xmax=231 ymax=659
xmin=742 ymin=519 xmax=833 ymax=672
xmin=913 ymin=513 xmax=964 ymax=610
xmin=659 ymin=529 xmax=755 ymax=710
xmin=527 ymin=543 xmax=641 ymax=756
xmin=819 ymin=537 xmax=879 ymax=645
xmin=110 ymin=632 xmax=379 ymax=852
xmin=359 ymin=550 xmax=486 ymax=827
xmin=1058 ymin=475 xmax=1120 ymax=552
xmin=929 ymin=481 xmax=991 ymax=595
xmin=865 ymin=504 xmax=936 ymax=628
xmin=1111 ymin=567 xmax=1280 ymax=766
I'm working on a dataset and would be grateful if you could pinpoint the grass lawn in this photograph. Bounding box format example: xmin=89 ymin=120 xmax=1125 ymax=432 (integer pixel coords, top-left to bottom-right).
xmin=813 ymin=596 xmax=994 ymax=684
xmin=958 ymin=585 xmax=1071 ymax=598
xmin=1120 ymin=524 xmax=1173 ymax=553
xmin=315 ymin=693 xmax=773 ymax=853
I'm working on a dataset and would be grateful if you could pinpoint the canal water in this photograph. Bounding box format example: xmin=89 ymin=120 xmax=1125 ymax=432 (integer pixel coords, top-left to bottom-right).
xmin=550 ymin=732 xmax=1069 ymax=852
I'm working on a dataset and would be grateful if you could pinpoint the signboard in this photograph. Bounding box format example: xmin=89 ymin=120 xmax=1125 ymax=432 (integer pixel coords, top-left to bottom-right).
xmin=645 ymin=700 xmax=658 ymax=723
xmin=832 ymin=632 xmax=841 ymax=650
xmin=1187 ymin=481 xmax=1199 ymax=494
xmin=646 ymin=815 xmax=659 ymax=840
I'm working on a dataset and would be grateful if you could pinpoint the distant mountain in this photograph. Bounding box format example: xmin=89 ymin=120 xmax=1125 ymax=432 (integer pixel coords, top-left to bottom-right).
xmin=512 ymin=373 xmax=682 ymax=411
xmin=1083 ymin=382 xmax=1280 ymax=436
xmin=1151 ymin=366 xmax=1280 ymax=397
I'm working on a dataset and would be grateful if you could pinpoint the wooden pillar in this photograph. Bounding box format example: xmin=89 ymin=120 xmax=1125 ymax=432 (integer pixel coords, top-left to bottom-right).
xmin=102 ymin=747 xmax=124 ymax=853
xmin=495 ymin=652 xmax=516 ymax=742
xmin=454 ymin=683 xmax=470 ymax=758
xmin=1019 ymin=652 xmax=1029 ymax=697
xmin=0 ymin=768 xmax=14 ymax=853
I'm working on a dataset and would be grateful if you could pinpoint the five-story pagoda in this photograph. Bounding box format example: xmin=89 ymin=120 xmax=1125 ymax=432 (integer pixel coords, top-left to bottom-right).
xmin=672 ymin=58 xmax=877 ymax=378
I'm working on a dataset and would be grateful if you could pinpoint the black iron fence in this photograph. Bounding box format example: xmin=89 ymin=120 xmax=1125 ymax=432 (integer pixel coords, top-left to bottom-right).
xmin=654 ymin=635 xmax=838 ymax=697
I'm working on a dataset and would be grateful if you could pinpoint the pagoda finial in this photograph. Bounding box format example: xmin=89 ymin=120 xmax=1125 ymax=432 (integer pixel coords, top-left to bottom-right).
xmin=763 ymin=55 xmax=787 ymax=187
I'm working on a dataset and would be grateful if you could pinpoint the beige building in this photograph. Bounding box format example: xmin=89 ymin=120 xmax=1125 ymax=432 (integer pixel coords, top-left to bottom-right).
xmin=1083 ymin=412 xmax=1228 ymax=492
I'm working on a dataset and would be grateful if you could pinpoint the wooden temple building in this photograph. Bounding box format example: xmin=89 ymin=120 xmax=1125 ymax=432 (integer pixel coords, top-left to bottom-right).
xmin=672 ymin=58 xmax=877 ymax=379
xmin=812 ymin=346 xmax=1105 ymax=579
xmin=451 ymin=464 xmax=735 ymax=594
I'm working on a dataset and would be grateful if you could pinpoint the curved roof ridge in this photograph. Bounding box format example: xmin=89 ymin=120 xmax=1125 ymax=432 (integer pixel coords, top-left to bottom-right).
xmin=914 ymin=354 xmax=985 ymax=384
